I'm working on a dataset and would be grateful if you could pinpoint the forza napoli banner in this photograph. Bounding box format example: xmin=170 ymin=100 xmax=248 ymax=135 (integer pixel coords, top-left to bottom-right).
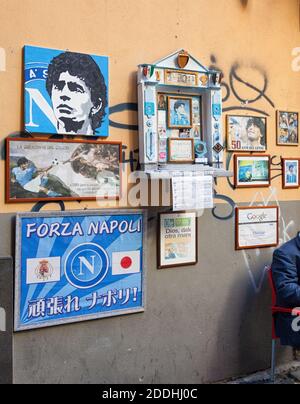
xmin=15 ymin=210 xmax=145 ymax=331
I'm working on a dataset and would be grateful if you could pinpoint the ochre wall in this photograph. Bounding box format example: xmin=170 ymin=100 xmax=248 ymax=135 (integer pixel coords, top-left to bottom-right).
xmin=0 ymin=0 xmax=299 ymax=214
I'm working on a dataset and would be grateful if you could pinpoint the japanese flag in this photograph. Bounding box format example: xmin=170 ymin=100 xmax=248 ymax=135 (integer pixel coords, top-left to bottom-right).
xmin=112 ymin=251 xmax=141 ymax=275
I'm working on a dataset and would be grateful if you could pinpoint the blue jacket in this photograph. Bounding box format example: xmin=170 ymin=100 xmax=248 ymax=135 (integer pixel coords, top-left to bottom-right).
xmin=272 ymin=234 xmax=300 ymax=347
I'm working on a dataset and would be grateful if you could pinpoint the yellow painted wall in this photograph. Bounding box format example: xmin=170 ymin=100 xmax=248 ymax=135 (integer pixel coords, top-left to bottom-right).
xmin=0 ymin=0 xmax=299 ymax=213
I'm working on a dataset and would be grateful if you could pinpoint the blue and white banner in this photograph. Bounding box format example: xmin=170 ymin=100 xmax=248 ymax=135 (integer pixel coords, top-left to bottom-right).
xmin=15 ymin=211 xmax=145 ymax=331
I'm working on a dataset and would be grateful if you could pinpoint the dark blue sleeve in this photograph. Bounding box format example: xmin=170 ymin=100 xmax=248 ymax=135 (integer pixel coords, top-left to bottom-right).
xmin=272 ymin=249 xmax=300 ymax=307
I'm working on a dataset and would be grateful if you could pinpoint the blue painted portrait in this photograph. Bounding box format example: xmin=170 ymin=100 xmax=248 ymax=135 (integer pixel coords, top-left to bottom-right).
xmin=168 ymin=97 xmax=192 ymax=128
xmin=24 ymin=45 xmax=109 ymax=137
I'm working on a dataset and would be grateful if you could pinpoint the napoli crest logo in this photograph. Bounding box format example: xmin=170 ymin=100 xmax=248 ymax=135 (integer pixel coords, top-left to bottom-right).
xmin=64 ymin=243 xmax=109 ymax=289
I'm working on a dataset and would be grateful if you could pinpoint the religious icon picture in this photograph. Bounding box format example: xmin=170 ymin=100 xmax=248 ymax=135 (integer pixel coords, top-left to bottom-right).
xmin=277 ymin=111 xmax=299 ymax=146
xmin=282 ymin=158 xmax=300 ymax=189
xmin=157 ymin=93 xmax=167 ymax=110
xmin=168 ymin=96 xmax=192 ymax=129
xmin=227 ymin=115 xmax=267 ymax=152
xmin=234 ymin=155 xmax=271 ymax=188
xmin=24 ymin=45 xmax=109 ymax=137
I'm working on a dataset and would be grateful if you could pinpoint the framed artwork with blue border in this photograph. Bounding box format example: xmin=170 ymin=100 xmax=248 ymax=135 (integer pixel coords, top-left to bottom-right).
xmin=14 ymin=210 xmax=146 ymax=331
xmin=24 ymin=45 xmax=109 ymax=137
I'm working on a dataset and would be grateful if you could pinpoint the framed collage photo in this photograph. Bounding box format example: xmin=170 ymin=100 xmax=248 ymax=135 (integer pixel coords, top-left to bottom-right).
xmin=6 ymin=138 xmax=121 ymax=203
xmin=168 ymin=138 xmax=194 ymax=163
xmin=168 ymin=96 xmax=193 ymax=129
xmin=234 ymin=155 xmax=271 ymax=188
xmin=158 ymin=212 xmax=198 ymax=269
xmin=282 ymin=158 xmax=300 ymax=189
xmin=235 ymin=206 xmax=279 ymax=250
xmin=277 ymin=111 xmax=299 ymax=146
xmin=227 ymin=115 xmax=267 ymax=152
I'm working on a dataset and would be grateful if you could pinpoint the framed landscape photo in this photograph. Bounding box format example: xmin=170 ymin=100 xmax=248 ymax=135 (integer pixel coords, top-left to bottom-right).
xmin=234 ymin=155 xmax=271 ymax=188
xmin=168 ymin=138 xmax=194 ymax=163
xmin=168 ymin=96 xmax=193 ymax=129
xmin=282 ymin=158 xmax=300 ymax=189
xmin=158 ymin=211 xmax=198 ymax=269
xmin=235 ymin=206 xmax=279 ymax=250
xmin=277 ymin=111 xmax=299 ymax=146
xmin=227 ymin=115 xmax=267 ymax=152
xmin=6 ymin=138 xmax=121 ymax=203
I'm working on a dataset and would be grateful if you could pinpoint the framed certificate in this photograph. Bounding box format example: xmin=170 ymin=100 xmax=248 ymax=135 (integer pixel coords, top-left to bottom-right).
xmin=168 ymin=138 xmax=194 ymax=163
xmin=235 ymin=206 xmax=279 ymax=250
xmin=158 ymin=211 xmax=198 ymax=269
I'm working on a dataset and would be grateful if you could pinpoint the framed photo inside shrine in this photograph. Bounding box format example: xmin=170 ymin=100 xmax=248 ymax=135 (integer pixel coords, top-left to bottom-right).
xmin=167 ymin=96 xmax=193 ymax=129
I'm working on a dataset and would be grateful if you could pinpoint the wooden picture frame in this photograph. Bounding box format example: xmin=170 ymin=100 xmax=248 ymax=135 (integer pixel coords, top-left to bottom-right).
xmin=234 ymin=154 xmax=271 ymax=189
xmin=158 ymin=211 xmax=198 ymax=269
xmin=282 ymin=158 xmax=300 ymax=189
xmin=168 ymin=138 xmax=194 ymax=163
xmin=6 ymin=137 xmax=122 ymax=203
xmin=235 ymin=206 xmax=279 ymax=250
xmin=277 ymin=111 xmax=299 ymax=146
xmin=226 ymin=115 xmax=267 ymax=152
xmin=167 ymin=96 xmax=193 ymax=129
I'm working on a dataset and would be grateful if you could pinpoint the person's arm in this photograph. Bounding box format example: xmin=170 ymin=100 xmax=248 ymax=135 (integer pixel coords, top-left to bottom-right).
xmin=272 ymin=248 xmax=300 ymax=307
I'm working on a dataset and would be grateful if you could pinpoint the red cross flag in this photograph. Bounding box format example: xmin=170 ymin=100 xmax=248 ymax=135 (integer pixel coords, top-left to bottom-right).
xmin=112 ymin=251 xmax=141 ymax=275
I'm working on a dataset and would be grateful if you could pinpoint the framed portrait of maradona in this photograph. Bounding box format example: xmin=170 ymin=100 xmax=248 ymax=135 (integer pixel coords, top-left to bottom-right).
xmin=6 ymin=138 xmax=121 ymax=203
xmin=24 ymin=45 xmax=109 ymax=137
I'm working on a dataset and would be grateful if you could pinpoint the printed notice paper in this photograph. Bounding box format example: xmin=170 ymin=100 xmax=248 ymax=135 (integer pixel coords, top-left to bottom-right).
xmin=172 ymin=175 xmax=213 ymax=211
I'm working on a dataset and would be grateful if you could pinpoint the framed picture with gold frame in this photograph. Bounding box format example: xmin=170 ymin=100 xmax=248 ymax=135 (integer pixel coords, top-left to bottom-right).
xmin=168 ymin=96 xmax=193 ymax=129
xmin=168 ymin=138 xmax=194 ymax=163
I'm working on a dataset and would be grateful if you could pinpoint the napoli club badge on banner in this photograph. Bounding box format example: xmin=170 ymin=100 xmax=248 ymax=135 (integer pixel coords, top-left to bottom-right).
xmin=24 ymin=45 xmax=109 ymax=137
xmin=15 ymin=210 xmax=146 ymax=331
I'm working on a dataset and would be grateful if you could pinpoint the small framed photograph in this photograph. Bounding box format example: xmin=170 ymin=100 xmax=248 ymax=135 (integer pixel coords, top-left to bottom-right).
xmin=6 ymin=138 xmax=121 ymax=203
xmin=234 ymin=155 xmax=271 ymax=188
xmin=282 ymin=158 xmax=300 ymax=189
xmin=168 ymin=138 xmax=194 ymax=163
xmin=277 ymin=111 xmax=299 ymax=146
xmin=168 ymin=96 xmax=193 ymax=129
xmin=157 ymin=93 xmax=167 ymax=111
xmin=158 ymin=211 xmax=198 ymax=269
xmin=235 ymin=206 xmax=279 ymax=250
xmin=227 ymin=115 xmax=267 ymax=152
